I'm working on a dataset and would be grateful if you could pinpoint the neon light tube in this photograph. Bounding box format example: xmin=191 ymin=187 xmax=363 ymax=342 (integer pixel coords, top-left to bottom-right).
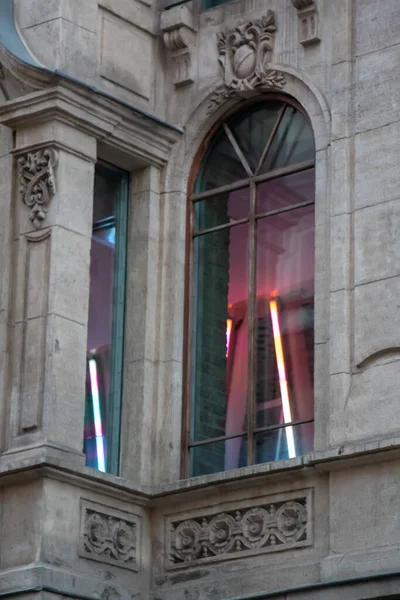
xmin=269 ymin=299 xmax=296 ymax=459
xmin=88 ymin=358 xmax=106 ymax=472
xmin=226 ymin=318 xmax=233 ymax=357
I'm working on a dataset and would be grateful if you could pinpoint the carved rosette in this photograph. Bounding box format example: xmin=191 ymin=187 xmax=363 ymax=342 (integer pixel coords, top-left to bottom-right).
xmin=79 ymin=502 xmax=140 ymax=571
xmin=208 ymin=11 xmax=285 ymax=113
xmin=167 ymin=493 xmax=311 ymax=568
xmin=291 ymin=0 xmax=321 ymax=46
xmin=17 ymin=148 xmax=58 ymax=229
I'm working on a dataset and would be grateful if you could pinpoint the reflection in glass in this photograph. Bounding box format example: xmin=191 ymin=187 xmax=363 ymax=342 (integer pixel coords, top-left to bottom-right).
xmin=255 ymin=205 xmax=314 ymax=438
xmin=84 ymin=165 xmax=127 ymax=473
xmin=190 ymin=437 xmax=247 ymax=477
xmin=229 ymin=102 xmax=282 ymax=173
xmin=191 ymin=224 xmax=249 ymax=474
xmin=194 ymin=187 xmax=249 ymax=232
xmin=255 ymin=422 xmax=314 ymax=464
xmin=261 ymin=107 xmax=315 ymax=173
xmin=256 ymin=169 xmax=315 ymax=216
xmin=196 ymin=129 xmax=248 ymax=192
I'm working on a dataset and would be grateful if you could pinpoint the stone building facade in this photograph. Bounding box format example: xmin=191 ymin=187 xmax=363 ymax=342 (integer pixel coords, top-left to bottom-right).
xmin=0 ymin=0 xmax=400 ymax=599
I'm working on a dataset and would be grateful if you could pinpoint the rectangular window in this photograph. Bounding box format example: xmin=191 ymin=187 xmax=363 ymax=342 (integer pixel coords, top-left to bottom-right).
xmin=83 ymin=162 xmax=129 ymax=474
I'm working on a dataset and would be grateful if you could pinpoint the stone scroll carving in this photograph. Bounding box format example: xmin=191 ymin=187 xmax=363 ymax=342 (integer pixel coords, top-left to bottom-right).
xmin=18 ymin=148 xmax=58 ymax=229
xmin=161 ymin=5 xmax=196 ymax=87
xmin=291 ymin=0 xmax=321 ymax=46
xmin=208 ymin=11 xmax=285 ymax=113
xmin=79 ymin=500 xmax=140 ymax=571
xmin=166 ymin=489 xmax=312 ymax=569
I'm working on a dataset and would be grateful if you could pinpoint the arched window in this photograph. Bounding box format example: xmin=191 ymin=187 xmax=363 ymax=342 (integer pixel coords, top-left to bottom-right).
xmin=186 ymin=99 xmax=316 ymax=477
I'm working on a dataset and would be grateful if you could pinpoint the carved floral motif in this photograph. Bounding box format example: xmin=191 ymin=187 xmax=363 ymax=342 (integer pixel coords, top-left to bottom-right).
xmin=167 ymin=495 xmax=310 ymax=568
xmin=79 ymin=502 xmax=139 ymax=571
xmin=17 ymin=148 xmax=58 ymax=229
xmin=208 ymin=11 xmax=285 ymax=113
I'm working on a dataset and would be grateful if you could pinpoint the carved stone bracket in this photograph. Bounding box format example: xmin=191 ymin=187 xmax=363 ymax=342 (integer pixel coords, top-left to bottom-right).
xmin=17 ymin=148 xmax=58 ymax=229
xmin=79 ymin=500 xmax=141 ymax=571
xmin=291 ymin=0 xmax=321 ymax=46
xmin=207 ymin=11 xmax=285 ymax=113
xmin=161 ymin=4 xmax=197 ymax=88
xmin=165 ymin=489 xmax=312 ymax=569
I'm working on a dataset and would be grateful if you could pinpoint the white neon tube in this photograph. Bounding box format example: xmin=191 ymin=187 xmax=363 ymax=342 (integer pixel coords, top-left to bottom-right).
xmin=88 ymin=358 xmax=106 ymax=472
xmin=269 ymin=299 xmax=296 ymax=459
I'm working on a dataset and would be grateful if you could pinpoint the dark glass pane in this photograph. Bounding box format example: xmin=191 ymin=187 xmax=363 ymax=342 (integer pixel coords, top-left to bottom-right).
xmin=255 ymin=422 xmax=314 ymax=463
xmin=194 ymin=187 xmax=249 ymax=232
xmin=196 ymin=129 xmax=248 ymax=192
xmin=229 ymin=102 xmax=283 ymax=173
xmin=191 ymin=224 xmax=249 ymax=450
xmin=256 ymin=169 xmax=315 ymax=216
xmin=84 ymin=166 xmax=127 ymax=473
xmin=190 ymin=437 xmax=247 ymax=476
xmin=261 ymin=107 xmax=315 ymax=173
xmin=255 ymin=205 xmax=314 ymax=432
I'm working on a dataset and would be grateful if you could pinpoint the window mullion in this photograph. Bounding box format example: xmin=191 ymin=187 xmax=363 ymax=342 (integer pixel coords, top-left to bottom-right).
xmin=247 ymin=181 xmax=257 ymax=466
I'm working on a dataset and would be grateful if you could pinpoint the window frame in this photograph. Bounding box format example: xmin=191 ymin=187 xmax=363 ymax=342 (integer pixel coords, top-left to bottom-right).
xmin=182 ymin=94 xmax=316 ymax=478
xmin=85 ymin=161 xmax=129 ymax=476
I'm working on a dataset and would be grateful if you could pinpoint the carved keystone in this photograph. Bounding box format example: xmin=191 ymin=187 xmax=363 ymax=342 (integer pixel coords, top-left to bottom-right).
xmin=161 ymin=4 xmax=196 ymax=87
xmin=208 ymin=11 xmax=285 ymax=114
xmin=17 ymin=148 xmax=58 ymax=229
xmin=291 ymin=0 xmax=321 ymax=46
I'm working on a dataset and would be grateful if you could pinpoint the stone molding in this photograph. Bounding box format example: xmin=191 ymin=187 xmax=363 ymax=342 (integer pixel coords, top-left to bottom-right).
xmin=79 ymin=499 xmax=141 ymax=571
xmin=208 ymin=11 xmax=285 ymax=113
xmin=161 ymin=4 xmax=196 ymax=87
xmin=291 ymin=0 xmax=321 ymax=46
xmin=17 ymin=148 xmax=58 ymax=229
xmin=165 ymin=488 xmax=312 ymax=569
xmin=0 ymin=85 xmax=181 ymax=167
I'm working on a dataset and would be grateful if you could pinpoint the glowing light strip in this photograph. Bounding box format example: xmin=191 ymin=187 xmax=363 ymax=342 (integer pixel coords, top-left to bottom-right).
xmin=88 ymin=358 xmax=106 ymax=472
xmin=226 ymin=319 xmax=233 ymax=357
xmin=269 ymin=299 xmax=296 ymax=459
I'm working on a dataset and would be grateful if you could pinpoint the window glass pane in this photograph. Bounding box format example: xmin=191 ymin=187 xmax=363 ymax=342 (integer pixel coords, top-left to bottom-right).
xmin=256 ymin=169 xmax=315 ymax=216
xmin=229 ymin=102 xmax=283 ymax=173
xmin=194 ymin=187 xmax=249 ymax=232
xmin=255 ymin=205 xmax=314 ymax=433
xmin=261 ymin=107 xmax=315 ymax=173
xmin=191 ymin=224 xmax=249 ymax=456
xmin=196 ymin=129 xmax=248 ymax=192
xmin=255 ymin=422 xmax=314 ymax=463
xmin=84 ymin=165 xmax=128 ymax=474
xmin=190 ymin=437 xmax=247 ymax=477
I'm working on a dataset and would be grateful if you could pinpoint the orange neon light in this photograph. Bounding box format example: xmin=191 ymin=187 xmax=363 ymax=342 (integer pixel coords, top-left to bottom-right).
xmin=269 ymin=298 xmax=296 ymax=459
xmin=226 ymin=318 xmax=233 ymax=357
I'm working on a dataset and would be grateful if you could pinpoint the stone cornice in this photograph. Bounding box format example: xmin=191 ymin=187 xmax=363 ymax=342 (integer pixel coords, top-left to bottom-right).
xmin=0 ymin=84 xmax=182 ymax=168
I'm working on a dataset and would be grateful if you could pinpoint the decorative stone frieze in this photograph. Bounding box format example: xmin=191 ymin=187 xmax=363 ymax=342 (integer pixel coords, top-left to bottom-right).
xmin=79 ymin=500 xmax=140 ymax=571
xmin=17 ymin=148 xmax=58 ymax=229
xmin=291 ymin=0 xmax=321 ymax=46
xmin=208 ymin=11 xmax=285 ymax=113
xmin=161 ymin=4 xmax=196 ymax=87
xmin=165 ymin=489 xmax=312 ymax=569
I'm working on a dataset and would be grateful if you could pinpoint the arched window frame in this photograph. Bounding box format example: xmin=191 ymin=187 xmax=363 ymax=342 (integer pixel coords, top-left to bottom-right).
xmin=182 ymin=94 xmax=317 ymax=478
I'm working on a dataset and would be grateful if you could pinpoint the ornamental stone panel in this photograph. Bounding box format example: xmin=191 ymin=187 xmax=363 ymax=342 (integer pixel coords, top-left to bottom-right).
xmin=78 ymin=499 xmax=141 ymax=571
xmin=165 ymin=488 xmax=312 ymax=569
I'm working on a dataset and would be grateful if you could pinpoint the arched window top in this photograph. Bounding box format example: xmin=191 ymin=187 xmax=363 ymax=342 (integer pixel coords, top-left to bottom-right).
xmin=195 ymin=99 xmax=315 ymax=194
xmin=187 ymin=98 xmax=316 ymax=478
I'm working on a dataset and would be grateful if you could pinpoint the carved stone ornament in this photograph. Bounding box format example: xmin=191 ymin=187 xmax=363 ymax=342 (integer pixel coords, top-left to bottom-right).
xmin=165 ymin=490 xmax=312 ymax=569
xmin=78 ymin=500 xmax=140 ymax=571
xmin=161 ymin=4 xmax=196 ymax=87
xmin=291 ymin=0 xmax=321 ymax=46
xmin=208 ymin=11 xmax=285 ymax=113
xmin=18 ymin=148 xmax=58 ymax=229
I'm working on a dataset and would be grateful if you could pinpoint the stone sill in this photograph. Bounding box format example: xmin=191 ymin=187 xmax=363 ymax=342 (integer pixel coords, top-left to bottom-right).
xmin=1 ymin=435 xmax=400 ymax=503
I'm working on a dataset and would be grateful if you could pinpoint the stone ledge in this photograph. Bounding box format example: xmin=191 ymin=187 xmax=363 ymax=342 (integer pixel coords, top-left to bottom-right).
xmin=2 ymin=435 xmax=400 ymax=503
